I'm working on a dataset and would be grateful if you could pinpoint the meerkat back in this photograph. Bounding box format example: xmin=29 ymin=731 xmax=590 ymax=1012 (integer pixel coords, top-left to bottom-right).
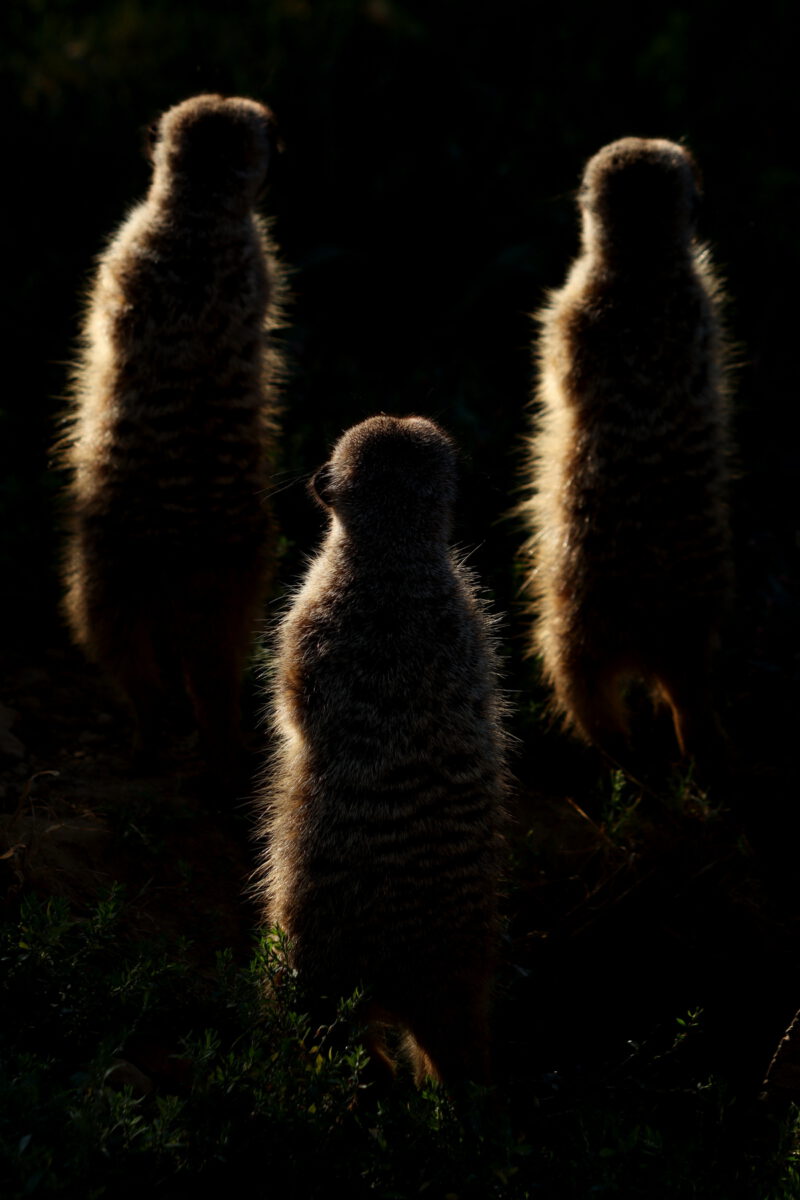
xmin=259 ymin=415 xmax=508 ymax=1091
xmin=522 ymin=137 xmax=732 ymax=767
xmin=61 ymin=94 xmax=286 ymax=777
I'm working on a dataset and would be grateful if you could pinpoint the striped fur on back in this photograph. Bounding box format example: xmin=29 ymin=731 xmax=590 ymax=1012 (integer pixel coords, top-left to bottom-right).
xmin=521 ymin=138 xmax=733 ymax=766
xmin=60 ymin=94 xmax=286 ymax=774
xmin=258 ymin=415 xmax=508 ymax=1089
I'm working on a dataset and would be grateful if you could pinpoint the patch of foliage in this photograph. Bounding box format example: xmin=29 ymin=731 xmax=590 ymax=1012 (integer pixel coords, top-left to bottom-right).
xmin=2 ymin=889 xmax=800 ymax=1198
xmin=0 ymin=894 xmax=525 ymax=1198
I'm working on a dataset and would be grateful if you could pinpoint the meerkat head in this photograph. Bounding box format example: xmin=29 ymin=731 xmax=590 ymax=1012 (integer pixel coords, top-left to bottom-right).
xmin=580 ymin=137 xmax=701 ymax=259
xmin=310 ymin=415 xmax=459 ymax=544
xmin=148 ymin=94 xmax=278 ymax=212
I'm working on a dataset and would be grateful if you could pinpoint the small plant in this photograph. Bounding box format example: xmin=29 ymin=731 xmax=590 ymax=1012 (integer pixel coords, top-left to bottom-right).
xmin=600 ymin=768 xmax=641 ymax=843
xmin=673 ymin=1006 xmax=704 ymax=1048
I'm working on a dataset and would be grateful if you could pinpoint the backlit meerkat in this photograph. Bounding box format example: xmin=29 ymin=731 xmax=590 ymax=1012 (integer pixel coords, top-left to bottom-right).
xmin=258 ymin=415 xmax=508 ymax=1090
xmin=522 ymin=137 xmax=732 ymax=766
xmin=60 ymin=94 xmax=286 ymax=775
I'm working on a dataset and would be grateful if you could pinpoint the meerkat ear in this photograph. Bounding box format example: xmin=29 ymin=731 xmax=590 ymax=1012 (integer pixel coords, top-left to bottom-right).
xmin=143 ymin=119 xmax=161 ymax=162
xmin=309 ymin=463 xmax=336 ymax=509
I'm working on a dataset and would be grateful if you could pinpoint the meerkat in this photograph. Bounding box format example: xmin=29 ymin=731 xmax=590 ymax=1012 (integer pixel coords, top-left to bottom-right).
xmin=60 ymin=94 xmax=286 ymax=776
xmin=257 ymin=415 xmax=508 ymax=1091
xmin=522 ymin=137 xmax=732 ymax=767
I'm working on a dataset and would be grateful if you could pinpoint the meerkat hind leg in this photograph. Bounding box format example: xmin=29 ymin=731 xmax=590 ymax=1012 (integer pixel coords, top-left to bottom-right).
xmin=555 ymin=654 xmax=633 ymax=770
xmin=404 ymin=979 xmax=492 ymax=1091
xmin=109 ymin=614 xmax=172 ymax=770
xmin=655 ymin=654 xmax=731 ymax=779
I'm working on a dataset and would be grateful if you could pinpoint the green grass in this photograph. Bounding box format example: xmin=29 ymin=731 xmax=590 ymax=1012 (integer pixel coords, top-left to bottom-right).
xmin=0 ymin=893 xmax=503 ymax=1197
xmin=3 ymin=886 xmax=800 ymax=1198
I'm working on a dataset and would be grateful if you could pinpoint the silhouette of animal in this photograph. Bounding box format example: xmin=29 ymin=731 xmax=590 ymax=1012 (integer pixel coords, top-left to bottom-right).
xmin=258 ymin=415 xmax=508 ymax=1090
xmin=60 ymin=94 xmax=286 ymax=777
xmin=522 ymin=137 xmax=732 ymax=767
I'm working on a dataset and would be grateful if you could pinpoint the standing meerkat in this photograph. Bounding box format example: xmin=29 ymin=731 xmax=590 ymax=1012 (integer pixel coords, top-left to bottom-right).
xmin=522 ymin=137 xmax=732 ymax=766
xmin=258 ymin=415 xmax=508 ymax=1090
xmin=60 ymin=94 xmax=286 ymax=776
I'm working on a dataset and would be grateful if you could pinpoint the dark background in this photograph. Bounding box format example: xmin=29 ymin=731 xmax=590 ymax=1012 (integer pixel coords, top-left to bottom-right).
xmin=2 ymin=5 xmax=800 ymax=1190
xmin=2 ymin=0 xmax=798 ymax=663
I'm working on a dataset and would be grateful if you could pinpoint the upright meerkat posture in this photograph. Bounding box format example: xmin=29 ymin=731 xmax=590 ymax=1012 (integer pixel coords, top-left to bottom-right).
xmin=259 ymin=415 xmax=508 ymax=1090
xmin=522 ymin=137 xmax=732 ymax=765
xmin=61 ymin=94 xmax=286 ymax=774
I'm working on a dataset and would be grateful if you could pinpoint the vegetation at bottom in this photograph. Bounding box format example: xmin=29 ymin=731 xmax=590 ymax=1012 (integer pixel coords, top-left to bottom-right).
xmin=1 ymin=879 xmax=798 ymax=1199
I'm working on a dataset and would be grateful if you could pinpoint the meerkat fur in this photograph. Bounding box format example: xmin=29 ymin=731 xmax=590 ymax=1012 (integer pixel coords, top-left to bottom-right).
xmin=60 ymin=93 xmax=287 ymax=775
xmin=522 ymin=137 xmax=733 ymax=766
xmin=258 ymin=415 xmax=509 ymax=1091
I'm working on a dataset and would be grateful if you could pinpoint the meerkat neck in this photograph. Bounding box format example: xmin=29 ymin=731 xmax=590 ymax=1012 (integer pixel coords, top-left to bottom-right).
xmin=582 ymin=217 xmax=696 ymax=276
xmin=149 ymin=177 xmax=254 ymax=225
xmin=328 ymin=519 xmax=451 ymax=573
